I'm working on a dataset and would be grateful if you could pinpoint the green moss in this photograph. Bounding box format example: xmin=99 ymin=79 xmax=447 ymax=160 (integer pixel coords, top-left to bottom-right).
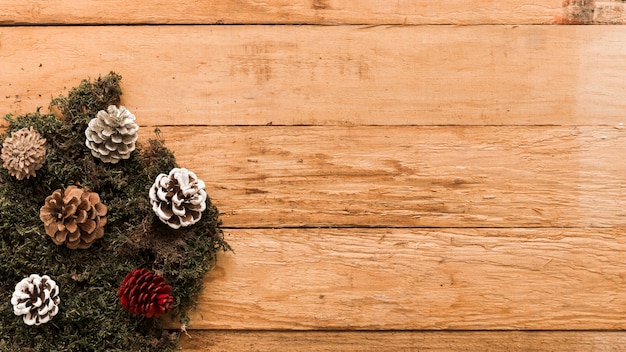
xmin=0 ymin=72 xmax=229 ymax=351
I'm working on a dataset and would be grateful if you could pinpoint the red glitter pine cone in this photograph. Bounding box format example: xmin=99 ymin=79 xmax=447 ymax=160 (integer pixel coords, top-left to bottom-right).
xmin=118 ymin=269 xmax=174 ymax=318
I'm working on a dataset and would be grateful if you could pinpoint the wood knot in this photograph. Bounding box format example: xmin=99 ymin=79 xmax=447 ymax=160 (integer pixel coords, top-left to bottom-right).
xmin=556 ymin=0 xmax=595 ymax=24
xmin=312 ymin=0 xmax=329 ymax=10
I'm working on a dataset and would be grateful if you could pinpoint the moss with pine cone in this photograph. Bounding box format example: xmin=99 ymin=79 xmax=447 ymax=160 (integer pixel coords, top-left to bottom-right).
xmin=0 ymin=72 xmax=230 ymax=352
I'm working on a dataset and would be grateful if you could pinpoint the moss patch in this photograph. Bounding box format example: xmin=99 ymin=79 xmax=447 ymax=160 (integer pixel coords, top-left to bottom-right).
xmin=0 ymin=72 xmax=229 ymax=352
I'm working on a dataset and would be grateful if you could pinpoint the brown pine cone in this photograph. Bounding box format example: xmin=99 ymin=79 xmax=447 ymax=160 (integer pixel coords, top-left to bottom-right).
xmin=1 ymin=127 xmax=46 ymax=180
xmin=39 ymin=185 xmax=108 ymax=249
xmin=118 ymin=269 xmax=174 ymax=318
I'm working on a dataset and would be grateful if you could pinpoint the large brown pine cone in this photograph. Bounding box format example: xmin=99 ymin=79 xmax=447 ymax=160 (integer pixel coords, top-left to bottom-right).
xmin=11 ymin=274 xmax=60 ymax=326
xmin=149 ymin=168 xmax=207 ymax=229
xmin=85 ymin=105 xmax=139 ymax=163
xmin=39 ymin=185 xmax=108 ymax=249
xmin=1 ymin=127 xmax=46 ymax=180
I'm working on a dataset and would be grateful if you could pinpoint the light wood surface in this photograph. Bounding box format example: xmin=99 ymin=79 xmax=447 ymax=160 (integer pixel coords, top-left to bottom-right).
xmin=155 ymin=126 xmax=626 ymax=228
xmin=180 ymin=331 xmax=626 ymax=351
xmin=2 ymin=5 xmax=626 ymax=350
xmin=2 ymin=26 xmax=626 ymax=126
xmin=172 ymin=228 xmax=626 ymax=330
xmin=0 ymin=0 xmax=563 ymax=25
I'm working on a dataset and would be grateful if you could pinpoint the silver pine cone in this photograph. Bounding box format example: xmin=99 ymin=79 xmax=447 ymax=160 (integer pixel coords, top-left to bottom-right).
xmin=1 ymin=127 xmax=46 ymax=180
xmin=149 ymin=168 xmax=207 ymax=229
xmin=11 ymin=274 xmax=60 ymax=326
xmin=85 ymin=105 xmax=139 ymax=163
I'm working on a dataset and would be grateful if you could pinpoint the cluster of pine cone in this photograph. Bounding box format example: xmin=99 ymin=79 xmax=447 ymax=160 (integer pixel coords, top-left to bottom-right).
xmin=6 ymin=104 xmax=210 ymax=324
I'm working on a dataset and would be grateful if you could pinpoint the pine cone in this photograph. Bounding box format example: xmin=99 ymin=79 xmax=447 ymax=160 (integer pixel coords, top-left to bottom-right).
xmin=11 ymin=274 xmax=60 ymax=326
xmin=1 ymin=127 xmax=46 ymax=180
xmin=118 ymin=269 xmax=174 ymax=318
xmin=149 ymin=168 xmax=207 ymax=229
xmin=39 ymin=185 xmax=108 ymax=249
xmin=85 ymin=105 xmax=139 ymax=163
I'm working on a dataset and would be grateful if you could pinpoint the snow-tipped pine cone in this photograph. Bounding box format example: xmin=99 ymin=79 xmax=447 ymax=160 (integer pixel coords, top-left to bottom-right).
xmin=149 ymin=168 xmax=207 ymax=229
xmin=39 ymin=185 xmax=108 ymax=249
xmin=1 ymin=127 xmax=46 ymax=180
xmin=11 ymin=274 xmax=60 ymax=326
xmin=85 ymin=105 xmax=139 ymax=163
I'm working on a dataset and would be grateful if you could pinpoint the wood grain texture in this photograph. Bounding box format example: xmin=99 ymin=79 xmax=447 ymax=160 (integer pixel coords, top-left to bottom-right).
xmin=595 ymin=1 xmax=626 ymax=24
xmin=557 ymin=0 xmax=626 ymax=24
xmin=154 ymin=125 xmax=626 ymax=228
xmin=171 ymin=228 xmax=626 ymax=330
xmin=1 ymin=26 xmax=626 ymax=126
xmin=0 ymin=0 xmax=562 ymax=25
xmin=179 ymin=331 xmax=626 ymax=352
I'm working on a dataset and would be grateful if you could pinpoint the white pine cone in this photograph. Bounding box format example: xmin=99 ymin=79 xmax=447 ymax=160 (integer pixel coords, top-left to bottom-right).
xmin=85 ymin=105 xmax=139 ymax=163
xmin=11 ymin=274 xmax=60 ymax=326
xmin=1 ymin=127 xmax=46 ymax=180
xmin=149 ymin=168 xmax=207 ymax=229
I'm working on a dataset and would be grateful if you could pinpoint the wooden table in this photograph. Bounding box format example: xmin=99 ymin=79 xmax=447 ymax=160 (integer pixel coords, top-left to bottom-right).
xmin=2 ymin=1 xmax=626 ymax=350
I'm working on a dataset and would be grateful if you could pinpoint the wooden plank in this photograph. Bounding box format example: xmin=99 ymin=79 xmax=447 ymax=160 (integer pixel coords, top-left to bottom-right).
xmin=179 ymin=331 xmax=626 ymax=351
xmin=2 ymin=26 xmax=626 ymax=126
xmin=155 ymin=125 xmax=626 ymax=228
xmin=172 ymin=228 xmax=626 ymax=330
xmin=0 ymin=1 xmax=563 ymax=25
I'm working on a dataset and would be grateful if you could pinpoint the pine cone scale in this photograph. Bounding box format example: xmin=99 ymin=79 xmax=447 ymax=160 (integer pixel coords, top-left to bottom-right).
xmin=157 ymin=203 xmax=174 ymax=218
xmin=40 ymin=213 xmax=56 ymax=228
xmin=75 ymin=210 xmax=88 ymax=223
xmin=65 ymin=221 xmax=78 ymax=233
xmin=95 ymin=203 xmax=107 ymax=216
xmin=110 ymin=134 xmax=122 ymax=143
xmin=68 ymin=229 xmax=82 ymax=241
xmin=87 ymin=192 xmax=101 ymax=207
xmin=50 ymin=230 xmax=66 ymax=243
xmin=172 ymin=204 xmax=186 ymax=216
xmin=79 ymin=219 xmax=96 ymax=233
xmin=64 ymin=186 xmax=82 ymax=200
xmin=179 ymin=213 xmax=194 ymax=224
